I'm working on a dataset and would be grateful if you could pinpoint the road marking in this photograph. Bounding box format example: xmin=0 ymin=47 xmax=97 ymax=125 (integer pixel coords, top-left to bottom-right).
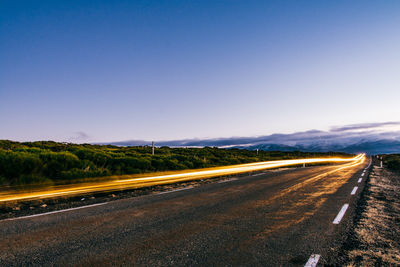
xmin=333 ymin=204 xmax=349 ymax=224
xmin=252 ymin=173 xmax=264 ymax=177
xmin=158 ymin=187 xmax=193 ymax=195
xmin=351 ymin=186 xmax=358 ymax=195
xmin=218 ymin=178 xmax=238 ymax=183
xmin=361 ymin=173 xmax=364 ymax=177
xmin=358 ymin=178 xmax=362 ymax=183
xmin=304 ymin=254 xmax=320 ymax=267
xmin=1 ymin=202 xmax=108 ymax=222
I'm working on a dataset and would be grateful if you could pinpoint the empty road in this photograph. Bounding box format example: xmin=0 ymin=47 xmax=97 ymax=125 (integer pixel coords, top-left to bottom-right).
xmin=0 ymin=159 xmax=368 ymax=266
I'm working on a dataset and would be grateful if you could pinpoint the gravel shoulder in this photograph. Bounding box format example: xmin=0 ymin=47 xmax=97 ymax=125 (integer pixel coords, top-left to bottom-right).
xmin=341 ymin=164 xmax=400 ymax=266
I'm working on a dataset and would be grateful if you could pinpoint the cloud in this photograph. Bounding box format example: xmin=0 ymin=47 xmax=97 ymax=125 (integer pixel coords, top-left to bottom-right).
xmin=330 ymin=121 xmax=400 ymax=132
xmin=101 ymin=121 xmax=400 ymax=151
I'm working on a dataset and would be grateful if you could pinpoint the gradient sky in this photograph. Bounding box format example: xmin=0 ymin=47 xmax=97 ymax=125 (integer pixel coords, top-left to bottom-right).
xmin=1 ymin=0 xmax=400 ymax=143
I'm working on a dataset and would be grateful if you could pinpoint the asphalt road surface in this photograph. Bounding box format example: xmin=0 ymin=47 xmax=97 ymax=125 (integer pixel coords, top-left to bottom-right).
xmin=0 ymin=160 xmax=369 ymax=266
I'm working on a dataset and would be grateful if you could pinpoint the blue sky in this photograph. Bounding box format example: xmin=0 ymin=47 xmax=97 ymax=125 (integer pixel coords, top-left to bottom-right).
xmin=1 ymin=0 xmax=400 ymax=142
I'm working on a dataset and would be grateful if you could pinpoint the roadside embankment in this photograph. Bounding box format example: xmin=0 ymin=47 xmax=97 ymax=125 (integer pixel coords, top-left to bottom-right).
xmin=343 ymin=165 xmax=400 ymax=265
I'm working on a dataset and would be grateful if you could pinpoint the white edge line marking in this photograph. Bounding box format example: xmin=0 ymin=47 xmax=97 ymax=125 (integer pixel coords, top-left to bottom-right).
xmin=158 ymin=187 xmax=193 ymax=195
xmin=1 ymin=202 xmax=108 ymax=222
xmin=358 ymin=178 xmax=362 ymax=183
xmin=218 ymin=178 xmax=238 ymax=183
xmin=333 ymin=204 xmax=349 ymax=224
xmin=304 ymin=254 xmax=320 ymax=267
xmin=351 ymin=186 xmax=358 ymax=195
xmin=361 ymin=173 xmax=365 ymax=176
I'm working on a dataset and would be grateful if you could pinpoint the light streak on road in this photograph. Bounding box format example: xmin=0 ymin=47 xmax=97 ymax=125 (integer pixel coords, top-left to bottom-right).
xmin=0 ymin=154 xmax=365 ymax=203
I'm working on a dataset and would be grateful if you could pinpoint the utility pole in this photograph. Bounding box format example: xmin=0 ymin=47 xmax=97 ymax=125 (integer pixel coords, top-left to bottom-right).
xmin=152 ymin=141 xmax=155 ymax=155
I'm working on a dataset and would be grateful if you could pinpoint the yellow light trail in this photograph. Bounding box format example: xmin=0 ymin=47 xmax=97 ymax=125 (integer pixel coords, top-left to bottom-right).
xmin=0 ymin=154 xmax=365 ymax=203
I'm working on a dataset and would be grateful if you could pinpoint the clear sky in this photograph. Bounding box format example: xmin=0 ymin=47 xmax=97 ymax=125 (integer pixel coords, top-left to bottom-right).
xmin=1 ymin=0 xmax=400 ymax=143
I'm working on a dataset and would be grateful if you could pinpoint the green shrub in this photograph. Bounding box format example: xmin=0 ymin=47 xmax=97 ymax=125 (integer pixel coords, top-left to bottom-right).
xmin=386 ymin=157 xmax=400 ymax=170
xmin=0 ymin=140 xmax=353 ymax=186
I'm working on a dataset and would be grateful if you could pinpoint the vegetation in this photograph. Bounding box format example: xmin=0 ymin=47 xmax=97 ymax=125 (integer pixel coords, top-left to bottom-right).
xmin=0 ymin=140 xmax=351 ymax=186
xmin=383 ymin=154 xmax=400 ymax=171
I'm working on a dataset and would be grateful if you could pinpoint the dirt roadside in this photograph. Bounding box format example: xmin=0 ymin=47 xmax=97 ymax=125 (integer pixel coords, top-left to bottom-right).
xmin=340 ymin=164 xmax=400 ymax=266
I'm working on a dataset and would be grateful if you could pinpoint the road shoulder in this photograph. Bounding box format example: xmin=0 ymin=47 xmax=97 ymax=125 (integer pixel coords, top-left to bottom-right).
xmin=339 ymin=165 xmax=400 ymax=265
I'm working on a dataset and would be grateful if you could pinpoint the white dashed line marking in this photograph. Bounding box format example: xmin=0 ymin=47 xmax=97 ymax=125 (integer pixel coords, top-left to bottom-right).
xmin=252 ymin=173 xmax=264 ymax=177
xmin=361 ymin=173 xmax=364 ymax=176
xmin=158 ymin=187 xmax=193 ymax=195
xmin=358 ymin=178 xmax=362 ymax=183
xmin=351 ymin=186 xmax=358 ymax=195
xmin=333 ymin=204 xmax=349 ymax=224
xmin=304 ymin=254 xmax=320 ymax=267
xmin=1 ymin=202 xmax=108 ymax=222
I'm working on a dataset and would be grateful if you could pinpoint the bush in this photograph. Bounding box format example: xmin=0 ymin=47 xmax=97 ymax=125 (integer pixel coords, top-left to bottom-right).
xmin=0 ymin=140 xmax=353 ymax=186
xmin=14 ymin=174 xmax=53 ymax=186
xmin=386 ymin=157 xmax=400 ymax=170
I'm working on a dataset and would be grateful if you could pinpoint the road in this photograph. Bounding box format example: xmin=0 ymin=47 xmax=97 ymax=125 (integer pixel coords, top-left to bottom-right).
xmin=0 ymin=159 xmax=368 ymax=266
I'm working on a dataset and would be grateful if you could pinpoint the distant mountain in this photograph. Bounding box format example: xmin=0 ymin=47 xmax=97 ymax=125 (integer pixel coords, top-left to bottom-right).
xmin=240 ymin=140 xmax=400 ymax=154
xmin=102 ymin=122 xmax=400 ymax=155
xmin=337 ymin=140 xmax=400 ymax=154
xmin=103 ymin=137 xmax=400 ymax=155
